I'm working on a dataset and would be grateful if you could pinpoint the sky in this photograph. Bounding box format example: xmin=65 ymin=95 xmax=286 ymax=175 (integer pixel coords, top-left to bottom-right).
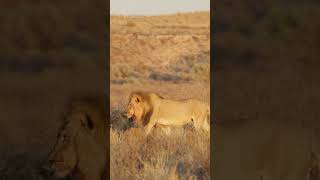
xmin=110 ymin=0 xmax=210 ymax=15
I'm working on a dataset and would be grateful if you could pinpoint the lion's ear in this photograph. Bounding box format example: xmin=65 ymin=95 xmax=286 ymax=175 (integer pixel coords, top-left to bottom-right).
xmin=135 ymin=96 xmax=141 ymax=103
xmin=81 ymin=113 xmax=94 ymax=130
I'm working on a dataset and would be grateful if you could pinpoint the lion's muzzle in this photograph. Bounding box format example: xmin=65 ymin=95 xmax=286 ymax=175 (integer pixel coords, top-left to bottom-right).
xmin=122 ymin=111 xmax=129 ymax=118
xmin=123 ymin=108 xmax=134 ymax=119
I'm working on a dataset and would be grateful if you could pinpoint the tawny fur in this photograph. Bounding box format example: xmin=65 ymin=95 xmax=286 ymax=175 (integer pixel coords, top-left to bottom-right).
xmin=125 ymin=91 xmax=210 ymax=135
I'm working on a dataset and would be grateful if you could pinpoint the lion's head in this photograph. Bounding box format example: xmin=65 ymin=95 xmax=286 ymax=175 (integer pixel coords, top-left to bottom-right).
xmin=124 ymin=91 xmax=162 ymax=126
xmin=47 ymin=97 xmax=107 ymax=180
xmin=124 ymin=92 xmax=145 ymax=123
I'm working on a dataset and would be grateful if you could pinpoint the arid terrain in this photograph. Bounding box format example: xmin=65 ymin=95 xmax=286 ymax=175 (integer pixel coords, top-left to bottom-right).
xmin=1 ymin=0 xmax=320 ymax=179
xmin=110 ymin=12 xmax=210 ymax=179
xmin=110 ymin=12 xmax=210 ymax=105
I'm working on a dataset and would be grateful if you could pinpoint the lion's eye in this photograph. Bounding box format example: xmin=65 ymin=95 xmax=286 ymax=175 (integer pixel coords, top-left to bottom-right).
xmin=62 ymin=134 xmax=69 ymax=142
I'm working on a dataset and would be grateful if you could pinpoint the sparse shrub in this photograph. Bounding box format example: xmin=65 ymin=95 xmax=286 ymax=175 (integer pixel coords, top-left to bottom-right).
xmin=191 ymin=63 xmax=210 ymax=82
xmin=126 ymin=21 xmax=136 ymax=27
xmin=149 ymin=72 xmax=191 ymax=83
xmin=110 ymin=107 xmax=136 ymax=131
xmin=111 ymin=63 xmax=137 ymax=79
xmin=169 ymin=52 xmax=210 ymax=83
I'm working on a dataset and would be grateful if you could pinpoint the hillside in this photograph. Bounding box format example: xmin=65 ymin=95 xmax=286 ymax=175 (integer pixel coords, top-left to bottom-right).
xmin=110 ymin=12 xmax=210 ymax=108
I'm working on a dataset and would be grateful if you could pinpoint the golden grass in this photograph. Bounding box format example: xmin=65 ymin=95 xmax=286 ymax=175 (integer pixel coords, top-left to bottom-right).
xmin=110 ymin=127 xmax=210 ymax=180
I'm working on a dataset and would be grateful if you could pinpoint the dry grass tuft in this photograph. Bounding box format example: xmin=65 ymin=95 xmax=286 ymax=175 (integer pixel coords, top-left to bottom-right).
xmin=110 ymin=127 xmax=210 ymax=180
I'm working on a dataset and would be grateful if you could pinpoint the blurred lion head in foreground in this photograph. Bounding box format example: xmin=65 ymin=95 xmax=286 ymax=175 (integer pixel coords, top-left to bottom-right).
xmin=47 ymin=96 xmax=107 ymax=180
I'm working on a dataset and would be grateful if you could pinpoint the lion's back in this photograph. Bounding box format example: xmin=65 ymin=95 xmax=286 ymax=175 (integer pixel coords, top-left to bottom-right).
xmin=150 ymin=95 xmax=209 ymax=125
xmin=158 ymin=98 xmax=208 ymax=114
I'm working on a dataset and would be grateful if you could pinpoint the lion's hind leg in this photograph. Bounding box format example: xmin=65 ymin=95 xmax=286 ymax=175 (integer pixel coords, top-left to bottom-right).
xmin=203 ymin=118 xmax=210 ymax=132
xmin=195 ymin=110 xmax=210 ymax=132
xmin=203 ymin=109 xmax=210 ymax=132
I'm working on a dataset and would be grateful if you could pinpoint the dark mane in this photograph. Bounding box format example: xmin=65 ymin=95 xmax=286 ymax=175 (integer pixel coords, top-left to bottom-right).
xmin=61 ymin=94 xmax=108 ymax=128
xmin=130 ymin=91 xmax=164 ymax=126
xmin=66 ymin=94 xmax=106 ymax=112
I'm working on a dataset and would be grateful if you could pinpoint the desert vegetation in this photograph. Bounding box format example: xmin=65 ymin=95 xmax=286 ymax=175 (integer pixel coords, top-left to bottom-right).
xmin=110 ymin=12 xmax=210 ymax=179
xmin=110 ymin=128 xmax=209 ymax=179
xmin=1 ymin=0 xmax=320 ymax=179
xmin=110 ymin=12 xmax=210 ymax=85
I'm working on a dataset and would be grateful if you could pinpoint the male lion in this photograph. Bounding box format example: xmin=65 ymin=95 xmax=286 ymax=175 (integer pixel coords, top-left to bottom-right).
xmin=124 ymin=91 xmax=210 ymax=135
xmin=47 ymin=97 xmax=107 ymax=180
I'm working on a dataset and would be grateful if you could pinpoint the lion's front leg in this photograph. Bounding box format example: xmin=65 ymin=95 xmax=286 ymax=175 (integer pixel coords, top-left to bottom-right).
xmin=144 ymin=120 xmax=156 ymax=135
xmin=143 ymin=115 xmax=158 ymax=135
